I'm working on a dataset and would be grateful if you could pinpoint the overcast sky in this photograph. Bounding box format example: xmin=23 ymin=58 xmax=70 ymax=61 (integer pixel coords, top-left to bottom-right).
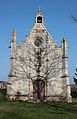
xmin=0 ymin=0 xmax=77 ymax=83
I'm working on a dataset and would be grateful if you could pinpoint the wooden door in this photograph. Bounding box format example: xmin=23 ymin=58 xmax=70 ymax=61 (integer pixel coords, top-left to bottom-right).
xmin=33 ymin=80 xmax=45 ymax=101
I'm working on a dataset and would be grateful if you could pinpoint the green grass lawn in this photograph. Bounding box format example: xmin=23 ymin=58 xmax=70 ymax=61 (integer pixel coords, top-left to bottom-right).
xmin=0 ymin=100 xmax=77 ymax=119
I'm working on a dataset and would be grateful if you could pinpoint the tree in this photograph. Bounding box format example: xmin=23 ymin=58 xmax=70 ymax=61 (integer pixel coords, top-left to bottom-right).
xmin=70 ymin=9 xmax=77 ymax=23
xmin=73 ymin=68 xmax=77 ymax=84
xmin=71 ymin=15 xmax=77 ymax=23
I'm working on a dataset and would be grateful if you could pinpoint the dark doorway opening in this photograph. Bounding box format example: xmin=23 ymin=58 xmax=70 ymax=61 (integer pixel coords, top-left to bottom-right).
xmin=33 ymin=80 xmax=45 ymax=101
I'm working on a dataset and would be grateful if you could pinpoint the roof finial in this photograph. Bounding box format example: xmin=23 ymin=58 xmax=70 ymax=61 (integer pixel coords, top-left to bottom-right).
xmin=13 ymin=28 xmax=16 ymax=33
xmin=38 ymin=7 xmax=42 ymax=15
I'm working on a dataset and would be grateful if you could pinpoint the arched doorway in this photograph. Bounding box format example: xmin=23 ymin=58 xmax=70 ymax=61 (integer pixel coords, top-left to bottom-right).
xmin=33 ymin=80 xmax=45 ymax=101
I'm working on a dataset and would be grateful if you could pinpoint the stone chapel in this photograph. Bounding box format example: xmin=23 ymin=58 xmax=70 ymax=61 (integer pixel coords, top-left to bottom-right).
xmin=7 ymin=9 xmax=72 ymax=102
